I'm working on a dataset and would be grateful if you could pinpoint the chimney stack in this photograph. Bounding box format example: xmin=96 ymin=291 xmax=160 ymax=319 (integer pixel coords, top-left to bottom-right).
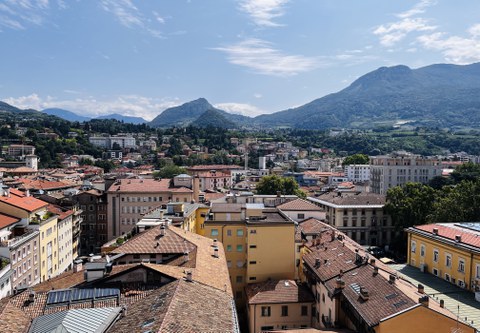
xmin=373 ymin=266 xmax=379 ymax=276
xmin=418 ymin=284 xmax=424 ymax=294
xmin=213 ymin=247 xmax=219 ymax=258
xmin=186 ymin=271 xmax=193 ymax=282
xmin=370 ymin=258 xmax=376 ymax=266
xmin=440 ymin=299 xmax=444 ymax=308
xmin=360 ymin=287 xmax=369 ymax=301
xmin=455 ymin=235 xmax=462 ymax=243
xmin=183 ymin=252 xmax=189 ymax=263
xmin=315 ymin=258 xmax=321 ymax=268
xmin=389 ymin=274 xmax=396 ymax=284
xmin=160 ymin=224 xmax=166 ymax=237
xmin=433 ymin=228 xmax=439 ymax=235
xmin=419 ymin=295 xmax=429 ymax=307
xmin=335 ymin=278 xmax=345 ymax=290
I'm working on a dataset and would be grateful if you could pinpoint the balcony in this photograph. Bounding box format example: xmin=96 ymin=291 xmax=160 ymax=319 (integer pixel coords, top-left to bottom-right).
xmin=0 ymin=230 xmax=39 ymax=249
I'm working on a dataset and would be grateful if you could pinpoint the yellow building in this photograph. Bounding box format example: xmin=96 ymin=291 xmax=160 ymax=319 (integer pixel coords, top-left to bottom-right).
xmin=245 ymin=280 xmax=314 ymax=333
xmin=32 ymin=213 xmax=59 ymax=282
xmin=406 ymin=223 xmax=480 ymax=291
xmin=202 ymin=203 xmax=296 ymax=306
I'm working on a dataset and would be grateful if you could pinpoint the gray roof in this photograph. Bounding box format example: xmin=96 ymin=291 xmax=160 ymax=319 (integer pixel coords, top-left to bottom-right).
xmin=29 ymin=307 xmax=122 ymax=333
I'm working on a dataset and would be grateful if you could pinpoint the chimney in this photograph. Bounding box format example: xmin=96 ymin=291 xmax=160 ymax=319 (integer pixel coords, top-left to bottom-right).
xmin=440 ymin=299 xmax=444 ymax=308
xmin=419 ymin=295 xmax=429 ymax=307
xmin=355 ymin=249 xmax=362 ymax=264
xmin=193 ymin=176 xmax=200 ymax=203
xmin=160 ymin=224 xmax=166 ymax=237
xmin=373 ymin=266 xmax=379 ymax=276
xmin=360 ymin=287 xmax=369 ymax=301
xmin=335 ymin=277 xmax=345 ymax=290
xmin=315 ymin=258 xmax=321 ymax=268
xmin=26 ymin=189 xmax=30 ymax=197
xmin=323 ymin=259 xmax=328 ymax=264
xmin=213 ymin=247 xmax=219 ymax=258
xmin=183 ymin=252 xmax=189 ymax=263
xmin=276 ymin=191 xmax=281 ymax=197
xmin=455 ymin=235 xmax=462 ymax=243
xmin=389 ymin=274 xmax=396 ymax=284
xmin=330 ymin=230 xmax=335 ymax=242
xmin=186 ymin=271 xmax=193 ymax=282
xmin=213 ymin=239 xmax=218 ymax=247
xmin=418 ymin=284 xmax=424 ymax=294
xmin=433 ymin=228 xmax=439 ymax=235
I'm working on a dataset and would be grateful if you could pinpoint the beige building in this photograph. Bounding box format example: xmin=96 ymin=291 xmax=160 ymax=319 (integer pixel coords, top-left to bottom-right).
xmin=48 ymin=205 xmax=73 ymax=275
xmin=308 ymin=192 xmax=393 ymax=247
xmin=246 ymin=279 xmax=314 ymax=333
xmin=370 ymin=151 xmax=442 ymax=194
xmin=106 ymin=178 xmax=193 ymax=239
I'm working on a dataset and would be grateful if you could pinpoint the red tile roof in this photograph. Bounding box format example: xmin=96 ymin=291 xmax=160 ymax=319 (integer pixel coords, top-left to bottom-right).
xmin=277 ymin=198 xmax=323 ymax=211
xmin=186 ymin=164 xmax=242 ymax=171
xmin=246 ymin=280 xmax=314 ymax=304
xmin=0 ymin=213 xmax=20 ymax=229
xmin=0 ymin=188 xmax=48 ymax=212
xmin=107 ymin=178 xmax=192 ymax=193
xmin=19 ymin=178 xmax=73 ymax=190
xmin=47 ymin=204 xmax=73 ymax=220
xmin=412 ymin=223 xmax=480 ymax=248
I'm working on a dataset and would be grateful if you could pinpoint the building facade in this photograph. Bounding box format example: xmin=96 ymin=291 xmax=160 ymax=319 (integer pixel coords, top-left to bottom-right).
xmin=370 ymin=151 xmax=442 ymax=194
xmin=345 ymin=164 xmax=370 ymax=183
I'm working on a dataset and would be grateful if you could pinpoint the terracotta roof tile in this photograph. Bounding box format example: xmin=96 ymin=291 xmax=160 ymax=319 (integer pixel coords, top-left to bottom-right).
xmin=0 ymin=213 xmax=20 ymax=229
xmin=0 ymin=188 xmax=48 ymax=212
xmin=246 ymin=280 xmax=314 ymax=304
xmin=412 ymin=223 xmax=480 ymax=248
xmin=277 ymin=198 xmax=324 ymax=211
xmin=0 ymin=298 xmax=31 ymax=333
xmin=325 ymin=265 xmax=416 ymax=327
xmin=107 ymin=178 xmax=192 ymax=193
xmin=299 ymin=218 xmax=329 ymax=235
xmin=310 ymin=192 xmax=386 ymax=206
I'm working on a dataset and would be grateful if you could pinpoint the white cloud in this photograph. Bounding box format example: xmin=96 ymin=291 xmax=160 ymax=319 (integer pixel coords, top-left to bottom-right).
xmin=417 ymin=26 xmax=480 ymax=64
xmin=213 ymin=38 xmax=320 ymax=76
xmin=100 ymin=0 xmax=163 ymax=38
xmin=238 ymin=0 xmax=289 ymax=27
xmin=214 ymin=102 xmax=270 ymax=117
xmin=0 ymin=0 xmax=58 ymax=31
xmin=396 ymin=0 xmax=436 ymax=19
xmin=253 ymin=93 xmax=262 ymax=99
xmin=374 ymin=17 xmax=436 ymax=47
xmin=4 ymin=93 xmax=181 ymax=121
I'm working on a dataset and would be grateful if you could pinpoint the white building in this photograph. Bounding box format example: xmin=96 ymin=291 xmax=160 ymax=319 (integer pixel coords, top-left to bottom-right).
xmin=370 ymin=151 xmax=442 ymax=195
xmin=89 ymin=136 xmax=136 ymax=149
xmin=344 ymin=164 xmax=370 ymax=183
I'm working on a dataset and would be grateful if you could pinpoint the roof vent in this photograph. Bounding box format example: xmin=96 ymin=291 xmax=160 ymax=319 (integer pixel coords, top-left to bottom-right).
xmin=455 ymin=235 xmax=462 ymax=242
xmin=315 ymin=258 xmax=321 ymax=268
xmin=433 ymin=228 xmax=439 ymax=235
xmin=183 ymin=252 xmax=189 ymax=263
xmin=186 ymin=271 xmax=192 ymax=282
xmin=159 ymin=224 xmax=166 ymax=237
xmin=373 ymin=266 xmax=379 ymax=276
xmin=370 ymin=258 xmax=376 ymax=266
xmin=213 ymin=247 xmax=219 ymax=258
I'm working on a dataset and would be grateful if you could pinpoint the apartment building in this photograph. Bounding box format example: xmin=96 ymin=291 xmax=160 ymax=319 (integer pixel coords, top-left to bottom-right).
xmin=302 ymin=223 xmax=475 ymax=333
xmin=106 ymin=178 xmax=193 ymax=239
xmin=47 ymin=205 xmax=73 ymax=275
xmin=197 ymin=170 xmax=232 ymax=191
xmin=344 ymin=164 xmax=370 ymax=182
xmin=370 ymin=151 xmax=442 ymax=194
xmin=406 ymin=223 xmax=480 ymax=291
xmin=76 ymin=189 xmax=108 ymax=255
xmin=308 ymin=192 xmax=393 ymax=246
xmin=7 ymin=144 xmax=35 ymax=157
xmin=88 ymin=136 xmax=136 ymax=149
xmin=201 ymin=203 xmax=296 ymax=306
xmin=277 ymin=198 xmax=326 ymax=222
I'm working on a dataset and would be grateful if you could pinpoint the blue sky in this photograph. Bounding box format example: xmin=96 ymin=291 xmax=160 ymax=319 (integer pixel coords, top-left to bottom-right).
xmin=1 ymin=0 xmax=480 ymax=120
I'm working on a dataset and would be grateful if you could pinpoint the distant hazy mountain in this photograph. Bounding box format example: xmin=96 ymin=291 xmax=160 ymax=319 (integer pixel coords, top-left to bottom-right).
xmin=0 ymin=101 xmax=23 ymax=113
xmin=254 ymin=63 xmax=480 ymax=129
xmin=42 ymin=108 xmax=91 ymax=122
xmin=96 ymin=113 xmax=147 ymax=124
xmin=149 ymin=98 xmax=251 ymax=128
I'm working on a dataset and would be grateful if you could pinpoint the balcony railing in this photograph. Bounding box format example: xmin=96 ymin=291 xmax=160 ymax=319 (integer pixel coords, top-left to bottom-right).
xmin=0 ymin=230 xmax=39 ymax=249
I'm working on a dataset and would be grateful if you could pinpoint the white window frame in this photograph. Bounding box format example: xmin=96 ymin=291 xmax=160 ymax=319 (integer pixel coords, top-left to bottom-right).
xmin=458 ymin=259 xmax=465 ymax=273
xmin=420 ymin=244 xmax=425 ymax=257
xmin=445 ymin=253 xmax=452 ymax=268
xmin=433 ymin=249 xmax=439 ymax=263
xmin=411 ymin=241 xmax=416 ymax=253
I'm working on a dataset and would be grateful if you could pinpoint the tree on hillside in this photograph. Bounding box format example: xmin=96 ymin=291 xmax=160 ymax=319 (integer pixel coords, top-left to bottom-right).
xmin=153 ymin=165 xmax=187 ymax=179
xmin=342 ymin=153 xmax=369 ymax=166
xmin=256 ymin=175 xmax=305 ymax=198
xmin=450 ymin=162 xmax=480 ymax=184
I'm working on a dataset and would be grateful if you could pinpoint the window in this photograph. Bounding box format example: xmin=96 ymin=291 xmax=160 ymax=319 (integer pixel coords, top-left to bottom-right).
xmin=236 ymin=260 xmax=244 ymax=268
xmin=236 ymin=229 xmax=244 ymax=237
xmin=227 ymin=260 xmax=232 ymax=268
xmin=249 ymin=261 xmax=257 ymax=265
xmin=411 ymin=241 xmax=416 ymax=253
xmin=236 ymin=276 xmax=243 ymax=283
xmin=261 ymin=306 xmax=271 ymax=317
xmin=236 ymin=245 xmax=243 ymax=252
xmin=433 ymin=249 xmax=439 ymax=262
xmin=301 ymin=305 xmax=308 ymax=316
xmin=226 ymin=245 xmax=232 ymax=252
xmin=476 ymin=264 xmax=480 ymax=279
xmin=211 ymin=229 xmax=219 ymax=237
xmin=458 ymin=259 xmax=465 ymax=273
xmin=446 ymin=254 xmax=452 ymax=267
xmin=249 ymin=245 xmax=257 ymax=249
xmin=249 ymin=276 xmax=256 ymax=281
xmin=297 ymin=213 xmax=305 ymax=219
xmin=226 ymin=230 xmax=232 ymax=236
xmin=281 ymin=305 xmax=288 ymax=317
xmin=420 ymin=245 xmax=425 ymax=257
